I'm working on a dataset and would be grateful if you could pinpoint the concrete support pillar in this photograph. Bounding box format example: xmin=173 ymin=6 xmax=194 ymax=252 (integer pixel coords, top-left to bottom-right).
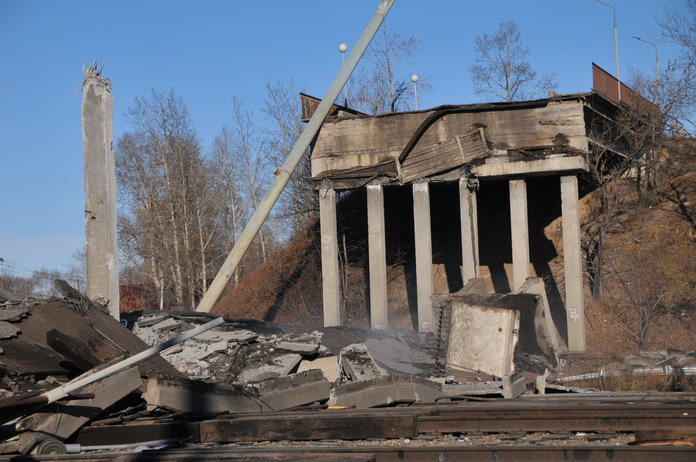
xmin=367 ymin=183 xmax=388 ymax=330
xmin=509 ymin=179 xmax=530 ymax=292
xmin=82 ymin=64 xmax=119 ymax=319
xmin=319 ymin=188 xmax=341 ymax=326
xmin=459 ymin=178 xmax=480 ymax=282
xmin=413 ymin=181 xmax=434 ymax=332
xmin=561 ymin=175 xmax=586 ymax=351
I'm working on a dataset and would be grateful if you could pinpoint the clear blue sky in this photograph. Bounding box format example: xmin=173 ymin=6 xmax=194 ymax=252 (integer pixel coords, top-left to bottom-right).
xmin=0 ymin=0 xmax=686 ymax=273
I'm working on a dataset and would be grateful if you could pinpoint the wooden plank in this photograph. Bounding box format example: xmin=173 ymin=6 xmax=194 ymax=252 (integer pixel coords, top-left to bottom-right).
xmin=401 ymin=130 xmax=486 ymax=182
xmin=73 ymin=421 xmax=201 ymax=446
xmin=200 ymin=414 xmax=417 ymax=443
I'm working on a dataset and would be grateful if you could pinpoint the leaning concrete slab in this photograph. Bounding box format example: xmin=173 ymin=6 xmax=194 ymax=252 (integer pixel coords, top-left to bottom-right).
xmin=445 ymin=295 xmax=520 ymax=378
xmin=516 ymin=277 xmax=562 ymax=358
xmin=339 ymin=343 xmax=387 ymax=381
xmin=82 ymin=62 xmax=119 ymax=319
xmin=329 ymin=374 xmax=442 ymax=408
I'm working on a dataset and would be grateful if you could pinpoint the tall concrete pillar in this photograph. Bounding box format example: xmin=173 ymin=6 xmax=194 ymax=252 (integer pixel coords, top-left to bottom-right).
xmin=367 ymin=183 xmax=388 ymax=329
xmin=413 ymin=181 xmax=434 ymax=332
xmin=509 ymin=178 xmax=530 ymax=291
xmin=459 ymin=177 xmax=480 ymax=282
xmin=561 ymin=175 xmax=586 ymax=351
xmin=82 ymin=63 xmax=119 ymax=319
xmin=319 ymin=188 xmax=341 ymax=326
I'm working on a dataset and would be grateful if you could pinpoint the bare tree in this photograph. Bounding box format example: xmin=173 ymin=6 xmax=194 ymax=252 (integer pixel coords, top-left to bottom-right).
xmin=264 ymin=80 xmax=316 ymax=235
xmin=210 ymin=125 xmax=247 ymax=284
xmin=351 ymin=27 xmax=428 ymax=114
xmin=116 ymin=90 xmax=215 ymax=310
xmin=470 ymin=20 xmax=557 ymax=102
xmin=230 ymin=97 xmax=269 ymax=263
xmin=659 ymin=0 xmax=696 ymax=134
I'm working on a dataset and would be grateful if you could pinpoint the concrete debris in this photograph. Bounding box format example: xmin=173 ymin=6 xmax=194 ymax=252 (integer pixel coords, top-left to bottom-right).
xmin=0 ymin=307 xmax=30 ymax=323
xmin=330 ymin=374 xmax=442 ymax=408
xmin=297 ymin=356 xmax=340 ymax=383
xmin=150 ymin=317 xmax=181 ymax=333
xmin=237 ymin=353 xmax=302 ymax=383
xmin=339 ymin=343 xmax=387 ymax=381
xmin=502 ymin=371 xmax=527 ymax=399
xmin=276 ymin=341 xmax=320 ymax=355
xmin=143 ymin=369 xmax=330 ymax=413
xmin=445 ymin=295 xmax=519 ymax=378
xmin=0 ymin=322 xmax=20 ymax=339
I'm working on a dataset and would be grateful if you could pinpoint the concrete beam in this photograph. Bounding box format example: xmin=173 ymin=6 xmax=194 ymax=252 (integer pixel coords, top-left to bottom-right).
xmin=473 ymin=155 xmax=587 ymax=179
xmin=509 ymin=179 xmax=530 ymax=291
xmin=367 ymin=183 xmax=388 ymax=330
xmin=82 ymin=65 xmax=119 ymax=319
xmin=319 ymin=188 xmax=341 ymax=326
xmin=561 ymin=175 xmax=586 ymax=351
xmin=413 ymin=181 xmax=434 ymax=332
xmin=459 ymin=178 xmax=480 ymax=282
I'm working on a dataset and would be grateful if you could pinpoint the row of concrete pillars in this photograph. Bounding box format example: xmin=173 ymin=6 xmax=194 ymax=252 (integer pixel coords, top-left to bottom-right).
xmin=319 ymin=174 xmax=585 ymax=351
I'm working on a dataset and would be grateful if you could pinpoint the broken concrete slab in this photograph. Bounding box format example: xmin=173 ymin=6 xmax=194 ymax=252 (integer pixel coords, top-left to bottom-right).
xmin=15 ymin=366 xmax=142 ymax=440
xmin=441 ymin=380 xmax=504 ymax=397
xmin=297 ymin=356 xmax=340 ymax=383
xmin=515 ymin=277 xmax=562 ymax=358
xmin=445 ymin=295 xmax=520 ymax=378
xmin=339 ymin=343 xmax=387 ymax=381
xmin=256 ymin=370 xmax=330 ymax=411
xmin=150 ymin=317 xmax=181 ymax=332
xmin=0 ymin=322 xmax=20 ymax=339
xmin=135 ymin=314 xmax=169 ymax=328
xmin=142 ymin=374 xmax=264 ymax=414
xmin=330 ymin=374 xmax=442 ymax=408
xmin=0 ymin=307 xmax=30 ymax=323
xmin=276 ymin=341 xmax=320 ymax=355
xmin=143 ymin=370 xmax=328 ymax=414
xmin=237 ymin=353 xmax=302 ymax=383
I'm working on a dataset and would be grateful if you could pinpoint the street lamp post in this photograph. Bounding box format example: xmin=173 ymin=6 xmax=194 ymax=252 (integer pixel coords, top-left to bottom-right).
xmin=633 ymin=36 xmax=660 ymax=103
xmin=594 ymin=0 xmax=621 ymax=101
xmin=339 ymin=43 xmax=348 ymax=106
xmin=411 ymin=74 xmax=419 ymax=110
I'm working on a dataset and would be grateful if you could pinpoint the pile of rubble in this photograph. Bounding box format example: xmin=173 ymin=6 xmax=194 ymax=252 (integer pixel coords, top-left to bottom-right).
xmin=0 ymin=278 xmax=584 ymax=455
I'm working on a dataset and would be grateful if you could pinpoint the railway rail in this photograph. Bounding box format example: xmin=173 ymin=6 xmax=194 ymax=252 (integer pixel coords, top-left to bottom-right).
xmin=10 ymin=393 xmax=696 ymax=460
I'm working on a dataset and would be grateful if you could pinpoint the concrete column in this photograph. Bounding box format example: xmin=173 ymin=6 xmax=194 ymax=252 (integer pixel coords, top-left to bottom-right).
xmin=459 ymin=178 xmax=480 ymax=282
xmin=82 ymin=63 xmax=119 ymax=319
xmin=413 ymin=181 xmax=434 ymax=332
xmin=561 ymin=175 xmax=586 ymax=351
xmin=367 ymin=183 xmax=388 ymax=330
xmin=509 ymin=179 xmax=530 ymax=291
xmin=319 ymin=188 xmax=341 ymax=326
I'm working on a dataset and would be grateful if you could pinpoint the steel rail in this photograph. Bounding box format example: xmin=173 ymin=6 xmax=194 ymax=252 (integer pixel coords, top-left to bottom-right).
xmin=11 ymin=445 xmax=696 ymax=461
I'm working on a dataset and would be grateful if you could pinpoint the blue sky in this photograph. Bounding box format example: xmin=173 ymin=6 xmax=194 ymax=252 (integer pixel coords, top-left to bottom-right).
xmin=0 ymin=0 xmax=687 ymax=273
